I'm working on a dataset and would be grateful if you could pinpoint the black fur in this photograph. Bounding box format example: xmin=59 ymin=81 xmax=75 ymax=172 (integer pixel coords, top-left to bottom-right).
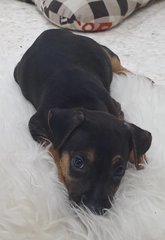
xmin=14 ymin=29 xmax=152 ymax=214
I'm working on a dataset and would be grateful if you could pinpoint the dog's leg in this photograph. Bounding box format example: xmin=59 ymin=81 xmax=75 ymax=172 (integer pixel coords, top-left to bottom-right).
xmin=101 ymin=45 xmax=129 ymax=74
xmin=102 ymin=45 xmax=155 ymax=84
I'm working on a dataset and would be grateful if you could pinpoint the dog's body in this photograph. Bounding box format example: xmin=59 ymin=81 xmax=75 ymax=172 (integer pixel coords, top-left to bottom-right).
xmin=14 ymin=29 xmax=152 ymax=214
xmin=15 ymin=30 xmax=122 ymax=117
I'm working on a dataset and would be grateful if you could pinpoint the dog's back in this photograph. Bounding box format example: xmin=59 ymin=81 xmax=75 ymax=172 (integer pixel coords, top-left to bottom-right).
xmin=14 ymin=29 xmax=112 ymax=109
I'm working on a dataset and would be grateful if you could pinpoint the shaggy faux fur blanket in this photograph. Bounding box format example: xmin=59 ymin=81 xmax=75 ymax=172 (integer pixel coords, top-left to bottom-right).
xmin=0 ymin=0 xmax=165 ymax=239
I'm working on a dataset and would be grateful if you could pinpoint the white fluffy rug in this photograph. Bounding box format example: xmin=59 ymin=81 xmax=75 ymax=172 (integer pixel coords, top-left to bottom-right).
xmin=0 ymin=0 xmax=165 ymax=239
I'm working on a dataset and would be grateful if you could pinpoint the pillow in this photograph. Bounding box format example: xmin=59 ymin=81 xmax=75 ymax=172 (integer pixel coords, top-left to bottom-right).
xmin=33 ymin=0 xmax=152 ymax=32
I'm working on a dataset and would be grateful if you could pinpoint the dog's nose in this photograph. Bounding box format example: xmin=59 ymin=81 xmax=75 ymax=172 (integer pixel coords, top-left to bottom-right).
xmin=81 ymin=195 xmax=111 ymax=215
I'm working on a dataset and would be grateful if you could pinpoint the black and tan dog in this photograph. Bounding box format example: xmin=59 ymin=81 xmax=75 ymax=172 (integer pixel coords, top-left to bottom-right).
xmin=14 ymin=29 xmax=152 ymax=214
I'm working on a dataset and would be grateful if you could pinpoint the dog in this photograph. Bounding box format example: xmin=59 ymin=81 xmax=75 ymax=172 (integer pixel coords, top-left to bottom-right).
xmin=14 ymin=29 xmax=152 ymax=215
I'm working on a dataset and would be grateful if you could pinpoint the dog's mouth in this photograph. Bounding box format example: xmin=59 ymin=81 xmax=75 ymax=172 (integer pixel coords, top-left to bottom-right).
xmin=72 ymin=200 xmax=111 ymax=215
xmin=69 ymin=194 xmax=112 ymax=215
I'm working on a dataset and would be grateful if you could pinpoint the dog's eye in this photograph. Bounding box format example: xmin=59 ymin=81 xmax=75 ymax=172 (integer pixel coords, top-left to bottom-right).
xmin=72 ymin=155 xmax=85 ymax=169
xmin=114 ymin=165 xmax=125 ymax=176
xmin=112 ymin=156 xmax=125 ymax=177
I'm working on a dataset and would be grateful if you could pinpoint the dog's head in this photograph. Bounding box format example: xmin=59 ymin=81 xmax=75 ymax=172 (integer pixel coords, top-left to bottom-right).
xmin=47 ymin=108 xmax=152 ymax=214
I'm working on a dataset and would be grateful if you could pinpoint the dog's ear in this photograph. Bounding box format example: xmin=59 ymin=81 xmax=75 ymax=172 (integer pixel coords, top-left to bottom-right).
xmin=48 ymin=108 xmax=85 ymax=150
xmin=127 ymin=123 xmax=152 ymax=169
xmin=29 ymin=112 xmax=51 ymax=145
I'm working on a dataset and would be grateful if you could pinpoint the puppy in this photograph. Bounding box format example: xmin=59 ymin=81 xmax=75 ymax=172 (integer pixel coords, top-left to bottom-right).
xmin=14 ymin=29 xmax=152 ymax=214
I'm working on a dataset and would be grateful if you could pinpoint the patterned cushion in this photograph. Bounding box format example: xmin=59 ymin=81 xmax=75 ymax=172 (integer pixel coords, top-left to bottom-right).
xmin=33 ymin=0 xmax=151 ymax=32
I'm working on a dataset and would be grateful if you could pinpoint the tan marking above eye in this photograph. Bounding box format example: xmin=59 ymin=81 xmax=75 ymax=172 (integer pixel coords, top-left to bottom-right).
xmin=86 ymin=149 xmax=95 ymax=162
xmin=112 ymin=155 xmax=122 ymax=166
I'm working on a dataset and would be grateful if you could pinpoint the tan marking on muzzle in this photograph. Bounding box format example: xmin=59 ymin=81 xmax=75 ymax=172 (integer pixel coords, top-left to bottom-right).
xmin=112 ymin=155 xmax=121 ymax=165
xmin=86 ymin=149 xmax=95 ymax=162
